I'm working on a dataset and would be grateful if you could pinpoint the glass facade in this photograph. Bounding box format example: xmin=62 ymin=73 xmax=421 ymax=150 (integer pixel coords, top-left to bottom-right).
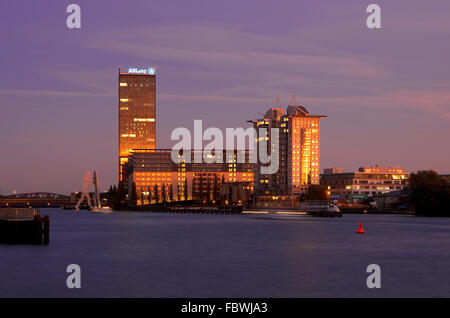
xmin=252 ymin=105 xmax=326 ymax=197
xmin=321 ymin=167 xmax=410 ymax=197
xmin=126 ymin=150 xmax=254 ymax=205
xmin=118 ymin=72 xmax=156 ymax=182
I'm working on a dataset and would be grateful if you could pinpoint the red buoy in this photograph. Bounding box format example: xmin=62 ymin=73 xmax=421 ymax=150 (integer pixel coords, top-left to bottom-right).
xmin=356 ymin=223 xmax=365 ymax=234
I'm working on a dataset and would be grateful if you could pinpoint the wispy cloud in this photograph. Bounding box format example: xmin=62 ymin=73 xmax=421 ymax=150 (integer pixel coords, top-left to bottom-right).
xmin=84 ymin=24 xmax=385 ymax=80
xmin=298 ymin=88 xmax=450 ymax=119
xmin=44 ymin=68 xmax=117 ymax=93
xmin=0 ymin=89 xmax=113 ymax=97
xmin=161 ymin=86 xmax=450 ymax=120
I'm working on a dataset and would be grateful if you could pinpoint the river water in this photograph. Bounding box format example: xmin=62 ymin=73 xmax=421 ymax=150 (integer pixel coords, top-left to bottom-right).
xmin=1 ymin=208 xmax=449 ymax=297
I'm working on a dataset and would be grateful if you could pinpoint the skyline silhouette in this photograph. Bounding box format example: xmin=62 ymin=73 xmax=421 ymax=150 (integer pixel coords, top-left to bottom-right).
xmin=1 ymin=0 xmax=450 ymax=194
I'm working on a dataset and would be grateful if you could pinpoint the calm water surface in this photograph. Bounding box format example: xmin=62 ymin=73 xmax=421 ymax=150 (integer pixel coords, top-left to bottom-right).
xmin=1 ymin=208 xmax=449 ymax=297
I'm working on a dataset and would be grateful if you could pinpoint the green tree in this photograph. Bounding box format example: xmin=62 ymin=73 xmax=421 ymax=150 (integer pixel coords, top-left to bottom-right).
xmin=168 ymin=184 xmax=174 ymax=202
xmin=184 ymin=179 xmax=188 ymax=201
xmin=161 ymin=183 xmax=167 ymax=203
xmin=131 ymin=182 xmax=137 ymax=207
xmin=147 ymin=186 xmax=152 ymax=204
xmin=105 ymin=185 xmax=116 ymax=207
xmin=198 ymin=175 xmax=204 ymax=202
xmin=106 ymin=182 xmax=128 ymax=209
xmin=213 ymin=174 xmax=219 ymax=203
xmin=153 ymin=184 xmax=159 ymax=204
xmin=140 ymin=187 xmax=144 ymax=206
xmin=206 ymin=177 xmax=212 ymax=203
xmin=408 ymin=170 xmax=450 ymax=216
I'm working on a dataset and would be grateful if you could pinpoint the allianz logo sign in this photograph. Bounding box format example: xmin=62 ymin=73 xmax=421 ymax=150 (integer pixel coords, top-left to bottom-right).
xmin=128 ymin=67 xmax=156 ymax=75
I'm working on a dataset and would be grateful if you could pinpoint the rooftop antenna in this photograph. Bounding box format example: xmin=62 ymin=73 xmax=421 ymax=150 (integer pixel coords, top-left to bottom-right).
xmin=275 ymin=97 xmax=281 ymax=107
xmin=290 ymin=94 xmax=296 ymax=106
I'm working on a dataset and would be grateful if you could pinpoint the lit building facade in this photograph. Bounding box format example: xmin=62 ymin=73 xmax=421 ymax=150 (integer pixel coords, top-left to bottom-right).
xmin=126 ymin=150 xmax=254 ymax=205
xmin=321 ymin=166 xmax=410 ymax=200
xmin=250 ymin=104 xmax=326 ymax=202
xmin=118 ymin=68 xmax=156 ymax=182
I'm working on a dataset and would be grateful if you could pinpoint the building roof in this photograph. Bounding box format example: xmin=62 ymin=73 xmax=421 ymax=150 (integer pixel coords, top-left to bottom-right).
xmin=249 ymin=104 xmax=326 ymax=123
xmin=264 ymin=108 xmax=285 ymax=120
xmin=287 ymin=105 xmax=310 ymax=116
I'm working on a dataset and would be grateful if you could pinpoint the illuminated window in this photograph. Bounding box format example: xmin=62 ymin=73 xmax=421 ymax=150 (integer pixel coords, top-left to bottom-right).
xmin=120 ymin=83 xmax=128 ymax=87
xmin=133 ymin=118 xmax=155 ymax=122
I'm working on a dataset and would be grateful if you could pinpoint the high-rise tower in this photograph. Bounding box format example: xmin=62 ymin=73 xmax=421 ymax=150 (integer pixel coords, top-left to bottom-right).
xmin=118 ymin=67 xmax=156 ymax=182
xmin=251 ymin=103 xmax=326 ymax=199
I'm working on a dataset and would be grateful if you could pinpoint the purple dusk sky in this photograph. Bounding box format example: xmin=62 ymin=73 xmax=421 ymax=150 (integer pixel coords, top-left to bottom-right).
xmin=1 ymin=0 xmax=449 ymax=195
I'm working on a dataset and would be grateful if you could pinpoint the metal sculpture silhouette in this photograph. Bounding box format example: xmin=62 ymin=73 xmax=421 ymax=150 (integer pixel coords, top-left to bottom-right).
xmin=75 ymin=171 xmax=101 ymax=210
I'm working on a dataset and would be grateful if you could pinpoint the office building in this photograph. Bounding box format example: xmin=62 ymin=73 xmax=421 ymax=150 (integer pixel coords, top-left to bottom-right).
xmin=118 ymin=67 xmax=156 ymax=182
xmin=321 ymin=165 xmax=410 ymax=201
xmin=126 ymin=150 xmax=254 ymax=205
xmin=250 ymin=104 xmax=326 ymax=205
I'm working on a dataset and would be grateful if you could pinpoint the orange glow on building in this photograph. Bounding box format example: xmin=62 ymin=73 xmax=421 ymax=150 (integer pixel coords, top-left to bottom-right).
xmin=251 ymin=104 xmax=326 ymax=200
xmin=126 ymin=150 xmax=254 ymax=205
xmin=118 ymin=71 xmax=156 ymax=182
xmin=321 ymin=166 xmax=410 ymax=198
xmin=288 ymin=113 xmax=323 ymax=189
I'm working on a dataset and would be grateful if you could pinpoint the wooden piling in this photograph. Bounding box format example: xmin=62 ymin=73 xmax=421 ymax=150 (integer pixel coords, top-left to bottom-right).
xmin=43 ymin=215 xmax=50 ymax=245
xmin=34 ymin=215 xmax=43 ymax=244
